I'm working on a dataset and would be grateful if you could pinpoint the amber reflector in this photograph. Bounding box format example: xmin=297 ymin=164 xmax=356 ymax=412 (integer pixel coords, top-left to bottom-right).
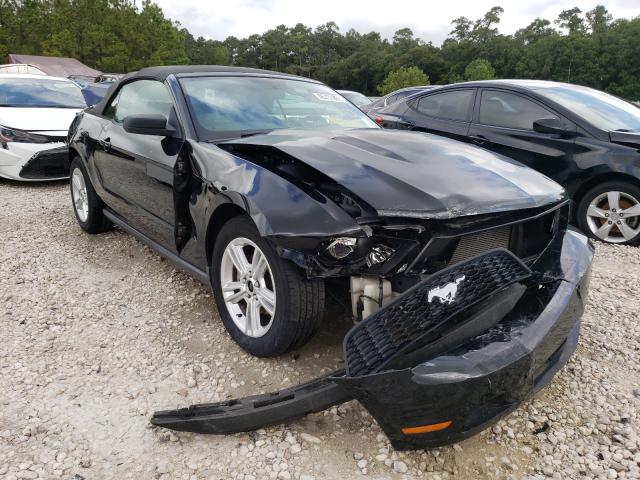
xmin=401 ymin=421 xmax=452 ymax=435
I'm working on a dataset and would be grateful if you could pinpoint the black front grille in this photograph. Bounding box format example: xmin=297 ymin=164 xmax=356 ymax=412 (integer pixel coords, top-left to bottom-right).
xmin=43 ymin=135 xmax=67 ymax=143
xmin=344 ymin=249 xmax=531 ymax=377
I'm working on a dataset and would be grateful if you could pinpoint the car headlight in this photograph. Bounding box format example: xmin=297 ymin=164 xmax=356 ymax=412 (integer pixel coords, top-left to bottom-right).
xmin=0 ymin=125 xmax=51 ymax=148
xmin=325 ymin=237 xmax=358 ymax=259
xmin=325 ymin=237 xmax=397 ymax=267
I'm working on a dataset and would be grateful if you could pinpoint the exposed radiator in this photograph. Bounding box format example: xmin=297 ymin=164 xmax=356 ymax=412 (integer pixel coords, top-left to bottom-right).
xmin=448 ymin=226 xmax=511 ymax=265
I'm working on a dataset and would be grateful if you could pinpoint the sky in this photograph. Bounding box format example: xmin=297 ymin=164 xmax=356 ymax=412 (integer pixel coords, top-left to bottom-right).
xmin=153 ymin=0 xmax=640 ymax=45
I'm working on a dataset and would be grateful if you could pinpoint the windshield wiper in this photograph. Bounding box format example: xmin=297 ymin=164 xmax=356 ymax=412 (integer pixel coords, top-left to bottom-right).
xmin=205 ymin=130 xmax=275 ymax=143
xmin=239 ymin=130 xmax=274 ymax=138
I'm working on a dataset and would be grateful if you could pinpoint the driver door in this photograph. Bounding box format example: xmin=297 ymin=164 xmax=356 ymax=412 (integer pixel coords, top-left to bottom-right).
xmin=467 ymin=89 xmax=578 ymax=182
xmin=94 ymin=79 xmax=180 ymax=249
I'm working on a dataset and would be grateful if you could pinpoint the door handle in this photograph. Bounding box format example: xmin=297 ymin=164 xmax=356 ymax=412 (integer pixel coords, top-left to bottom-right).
xmin=469 ymin=135 xmax=487 ymax=145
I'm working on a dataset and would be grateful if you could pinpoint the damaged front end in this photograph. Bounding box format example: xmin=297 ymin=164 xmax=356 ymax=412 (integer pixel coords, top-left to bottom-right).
xmin=151 ymin=225 xmax=594 ymax=450
xmin=272 ymin=198 xmax=572 ymax=321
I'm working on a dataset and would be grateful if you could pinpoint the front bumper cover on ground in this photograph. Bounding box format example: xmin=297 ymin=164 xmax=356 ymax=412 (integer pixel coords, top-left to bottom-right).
xmin=151 ymin=228 xmax=593 ymax=450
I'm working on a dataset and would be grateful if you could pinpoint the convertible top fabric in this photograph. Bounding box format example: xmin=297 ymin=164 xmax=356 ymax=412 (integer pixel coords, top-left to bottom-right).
xmin=7 ymin=54 xmax=101 ymax=79
xmin=132 ymin=65 xmax=296 ymax=81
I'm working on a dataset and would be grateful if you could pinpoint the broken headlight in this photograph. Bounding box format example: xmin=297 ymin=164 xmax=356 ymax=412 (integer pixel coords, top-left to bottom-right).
xmin=319 ymin=228 xmax=422 ymax=276
xmin=325 ymin=238 xmax=397 ymax=268
xmin=325 ymin=237 xmax=358 ymax=259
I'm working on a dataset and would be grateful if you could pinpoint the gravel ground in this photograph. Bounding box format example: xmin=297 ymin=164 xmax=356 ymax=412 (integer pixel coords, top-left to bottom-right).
xmin=0 ymin=180 xmax=639 ymax=480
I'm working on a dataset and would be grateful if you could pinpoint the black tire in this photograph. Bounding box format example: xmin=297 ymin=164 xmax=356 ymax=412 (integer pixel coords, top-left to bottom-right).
xmin=69 ymin=157 xmax=112 ymax=234
xmin=576 ymin=180 xmax=640 ymax=245
xmin=211 ymin=216 xmax=325 ymax=357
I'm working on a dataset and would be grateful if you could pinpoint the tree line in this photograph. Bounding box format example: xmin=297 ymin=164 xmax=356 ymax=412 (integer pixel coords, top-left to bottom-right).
xmin=1 ymin=1 xmax=639 ymax=99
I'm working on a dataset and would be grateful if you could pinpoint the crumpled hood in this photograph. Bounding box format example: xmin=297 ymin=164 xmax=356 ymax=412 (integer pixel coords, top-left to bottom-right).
xmin=0 ymin=107 xmax=82 ymax=132
xmin=220 ymin=128 xmax=566 ymax=218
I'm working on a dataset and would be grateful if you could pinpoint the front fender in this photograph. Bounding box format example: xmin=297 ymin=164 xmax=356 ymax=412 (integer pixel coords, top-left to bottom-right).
xmin=68 ymin=111 xmax=112 ymax=200
xmin=191 ymin=141 xmax=362 ymax=238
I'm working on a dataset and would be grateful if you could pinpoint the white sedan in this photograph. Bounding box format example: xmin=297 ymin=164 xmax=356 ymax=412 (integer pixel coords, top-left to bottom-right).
xmin=0 ymin=74 xmax=86 ymax=181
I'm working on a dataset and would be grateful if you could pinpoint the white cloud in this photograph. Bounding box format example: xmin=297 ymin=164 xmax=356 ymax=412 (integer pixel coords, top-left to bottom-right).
xmin=154 ymin=0 xmax=639 ymax=45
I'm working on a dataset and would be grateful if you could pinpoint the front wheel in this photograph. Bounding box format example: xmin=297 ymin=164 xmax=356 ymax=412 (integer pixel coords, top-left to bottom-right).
xmin=70 ymin=157 xmax=112 ymax=234
xmin=576 ymin=181 xmax=640 ymax=245
xmin=211 ymin=216 xmax=325 ymax=357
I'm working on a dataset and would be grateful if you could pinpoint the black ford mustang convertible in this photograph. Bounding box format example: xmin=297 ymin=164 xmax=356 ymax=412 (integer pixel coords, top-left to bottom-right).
xmin=68 ymin=66 xmax=593 ymax=449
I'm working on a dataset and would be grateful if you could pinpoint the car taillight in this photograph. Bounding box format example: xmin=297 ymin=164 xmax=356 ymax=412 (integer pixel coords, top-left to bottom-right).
xmin=374 ymin=116 xmax=384 ymax=126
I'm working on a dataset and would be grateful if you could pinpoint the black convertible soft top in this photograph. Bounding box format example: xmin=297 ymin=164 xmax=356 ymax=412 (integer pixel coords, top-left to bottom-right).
xmin=91 ymin=64 xmax=317 ymax=115
xmin=133 ymin=65 xmax=298 ymax=81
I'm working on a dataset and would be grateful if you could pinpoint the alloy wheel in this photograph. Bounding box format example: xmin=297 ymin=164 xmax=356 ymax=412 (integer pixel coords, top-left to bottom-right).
xmin=220 ymin=237 xmax=276 ymax=338
xmin=586 ymin=190 xmax=640 ymax=243
xmin=71 ymin=168 xmax=89 ymax=223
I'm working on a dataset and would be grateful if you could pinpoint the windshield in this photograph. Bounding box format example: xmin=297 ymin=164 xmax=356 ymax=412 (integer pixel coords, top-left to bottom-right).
xmin=180 ymin=76 xmax=378 ymax=140
xmin=534 ymin=85 xmax=640 ymax=132
xmin=0 ymin=77 xmax=86 ymax=108
xmin=340 ymin=91 xmax=372 ymax=107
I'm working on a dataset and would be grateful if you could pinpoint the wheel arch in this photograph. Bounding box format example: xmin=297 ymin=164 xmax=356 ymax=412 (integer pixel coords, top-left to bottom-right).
xmin=68 ymin=146 xmax=82 ymax=163
xmin=205 ymin=201 xmax=249 ymax=267
xmin=68 ymin=142 xmax=92 ymax=173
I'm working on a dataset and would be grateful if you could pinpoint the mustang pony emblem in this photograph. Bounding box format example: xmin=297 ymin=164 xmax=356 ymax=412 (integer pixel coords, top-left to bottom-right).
xmin=427 ymin=275 xmax=466 ymax=304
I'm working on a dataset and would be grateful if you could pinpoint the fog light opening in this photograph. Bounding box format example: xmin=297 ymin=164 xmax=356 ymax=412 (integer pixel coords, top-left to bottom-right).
xmin=366 ymin=244 xmax=395 ymax=267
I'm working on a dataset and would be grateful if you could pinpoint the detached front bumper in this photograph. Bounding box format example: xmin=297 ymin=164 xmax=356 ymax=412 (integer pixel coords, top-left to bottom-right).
xmin=152 ymin=228 xmax=593 ymax=450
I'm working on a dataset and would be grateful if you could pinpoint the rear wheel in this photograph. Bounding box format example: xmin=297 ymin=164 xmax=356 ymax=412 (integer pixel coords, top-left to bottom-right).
xmin=70 ymin=157 xmax=112 ymax=234
xmin=211 ymin=216 xmax=324 ymax=357
xmin=577 ymin=181 xmax=640 ymax=245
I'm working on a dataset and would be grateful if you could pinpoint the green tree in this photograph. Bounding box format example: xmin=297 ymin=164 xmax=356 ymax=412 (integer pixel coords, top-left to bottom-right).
xmin=378 ymin=66 xmax=429 ymax=95
xmin=184 ymin=32 xmax=229 ymax=66
xmin=450 ymin=17 xmax=473 ymax=41
xmin=261 ymin=25 xmax=289 ymax=70
xmin=1 ymin=1 xmax=640 ymax=100
xmin=586 ymin=5 xmax=612 ymax=34
xmin=555 ymin=7 xmax=586 ymax=35
xmin=472 ymin=6 xmax=504 ymax=42
xmin=392 ymin=28 xmax=419 ymax=53
xmin=464 ymin=59 xmax=495 ymax=80
xmin=394 ymin=44 xmax=446 ymax=84
xmin=311 ymin=22 xmax=341 ymax=70
xmin=286 ymin=23 xmax=313 ymax=77
xmin=515 ymin=18 xmax=556 ymax=45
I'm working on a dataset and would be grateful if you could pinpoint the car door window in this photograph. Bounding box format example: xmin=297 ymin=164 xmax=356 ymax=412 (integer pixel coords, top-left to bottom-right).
xmin=479 ymin=90 xmax=558 ymax=130
xmin=105 ymin=80 xmax=173 ymax=124
xmin=416 ymin=90 xmax=474 ymax=121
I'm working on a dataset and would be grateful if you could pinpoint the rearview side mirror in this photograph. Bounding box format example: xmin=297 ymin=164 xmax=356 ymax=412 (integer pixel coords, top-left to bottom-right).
xmin=123 ymin=114 xmax=176 ymax=137
xmin=533 ymin=118 xmax=576 ymax=136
